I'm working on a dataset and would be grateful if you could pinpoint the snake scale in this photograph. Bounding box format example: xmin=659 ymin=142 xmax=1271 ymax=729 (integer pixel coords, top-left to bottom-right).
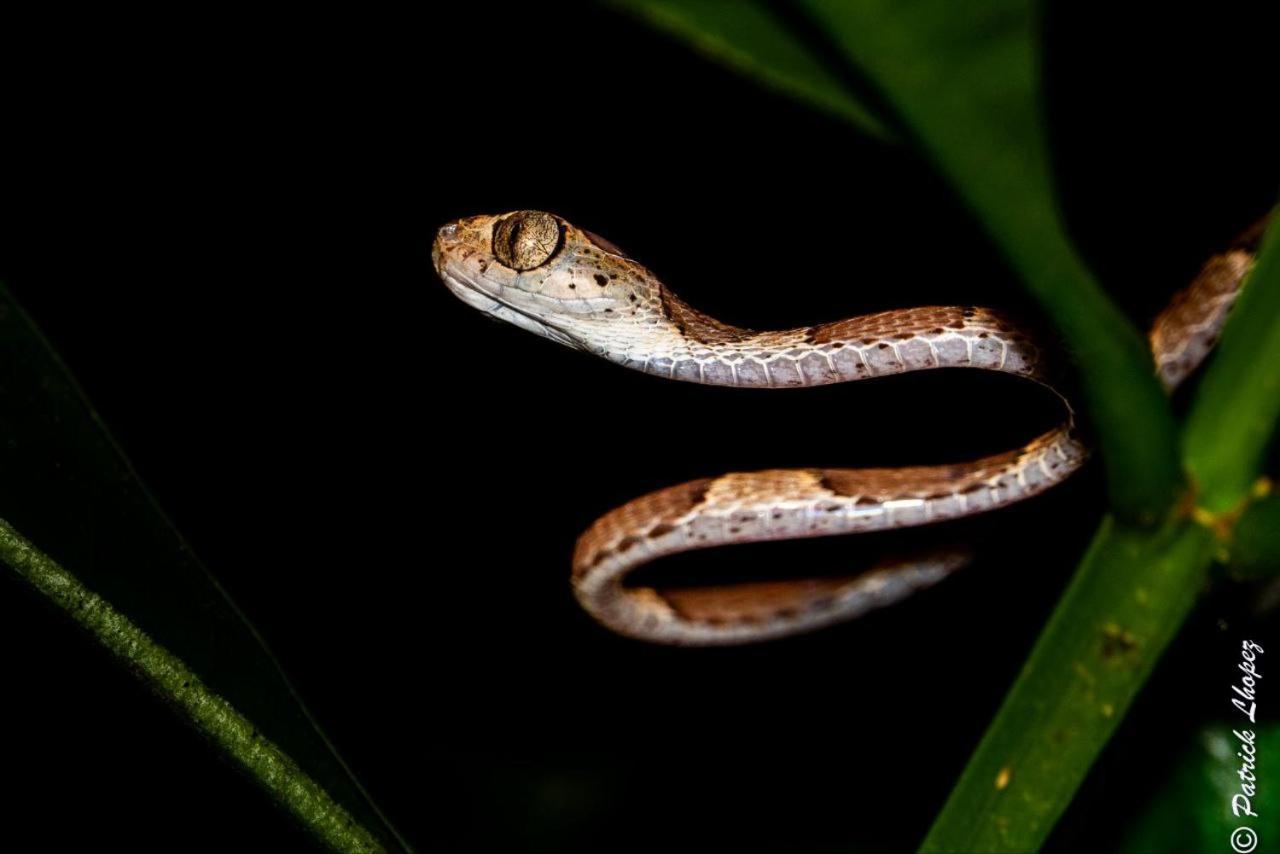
xmin=433 ymin=210 xmax=1261 ymax=645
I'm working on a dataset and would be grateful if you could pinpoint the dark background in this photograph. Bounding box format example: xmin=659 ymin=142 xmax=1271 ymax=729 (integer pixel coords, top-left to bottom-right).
xmin=1 ymin=2 xmax=1276 ymax=851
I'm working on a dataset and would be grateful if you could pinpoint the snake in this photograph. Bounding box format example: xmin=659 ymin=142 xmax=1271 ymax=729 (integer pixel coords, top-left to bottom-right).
xmin=432 ymin=210 xmax=1262 ymax=645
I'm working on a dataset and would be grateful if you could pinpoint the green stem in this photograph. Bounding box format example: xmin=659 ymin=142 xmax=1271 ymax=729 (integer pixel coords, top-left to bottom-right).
xmin=799 ymin=0 xmax=1185 ymax=521
xmin=920 ymin=517 xmax=1215 ymax=852
xmin=0 ymin=518 xmax=384 ymax=853
xmin=1229 ymin=493 xmax=1280 ymax=578
xmin=923 ymin=213 xmax=1280 ymax=850
xmin=1183 ymin=213 xmax=1280 ymax=513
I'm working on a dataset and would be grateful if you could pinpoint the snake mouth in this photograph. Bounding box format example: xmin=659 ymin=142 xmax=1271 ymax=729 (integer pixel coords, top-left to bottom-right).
xmin=439 ymin=266 xmax=584 ymax=351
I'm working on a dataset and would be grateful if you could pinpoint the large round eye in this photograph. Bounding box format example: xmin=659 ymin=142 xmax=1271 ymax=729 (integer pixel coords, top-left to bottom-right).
xmin=493 ymin=210 xmax=562 ymax=271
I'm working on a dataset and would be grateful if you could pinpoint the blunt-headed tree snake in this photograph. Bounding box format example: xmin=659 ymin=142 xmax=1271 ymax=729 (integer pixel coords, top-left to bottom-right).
xmin=433 ymin=210 xmax=1261 ymax=645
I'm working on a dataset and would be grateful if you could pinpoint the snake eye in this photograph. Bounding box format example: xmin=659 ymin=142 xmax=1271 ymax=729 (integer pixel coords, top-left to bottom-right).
xmin=493 ymin=210 xmax=563 ymax=271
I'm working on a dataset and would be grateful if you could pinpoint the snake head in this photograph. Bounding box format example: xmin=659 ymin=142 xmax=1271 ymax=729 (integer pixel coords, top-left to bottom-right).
xmin=433 ymin=210 xmax=667 ymax=354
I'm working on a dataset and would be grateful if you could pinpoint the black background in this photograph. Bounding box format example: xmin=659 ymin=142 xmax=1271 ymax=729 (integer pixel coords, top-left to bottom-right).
xmin=1 ymin=2 xmax=1277 ymax=851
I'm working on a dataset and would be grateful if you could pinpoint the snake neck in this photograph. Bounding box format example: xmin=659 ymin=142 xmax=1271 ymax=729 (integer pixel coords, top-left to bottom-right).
xmin=656 ymin=288 xmax=759 ymax=348
xmin=599 ymin=287 xmax=1044 ymax=390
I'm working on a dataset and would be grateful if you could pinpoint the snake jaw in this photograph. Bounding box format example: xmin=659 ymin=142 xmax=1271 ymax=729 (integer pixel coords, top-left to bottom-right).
xmin=436 ymin=262 xmax=585 ymax=351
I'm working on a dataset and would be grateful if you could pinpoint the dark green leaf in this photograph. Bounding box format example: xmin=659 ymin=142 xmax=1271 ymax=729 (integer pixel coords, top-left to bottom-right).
xmin=616 ymin=0 xmax=1183 ymax=519
xmin=0 ymin=283 xmax=406 ymax=851
xmin=1117 ymin=725 xmax=1279 ymax=854
xmin=795 ymin=0 xmax=1181 ymax=519
xmin=605 ymin=0 xmax=894 ymax=140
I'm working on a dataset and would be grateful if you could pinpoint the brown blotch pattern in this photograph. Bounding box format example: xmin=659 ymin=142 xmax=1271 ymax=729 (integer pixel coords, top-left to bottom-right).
xmin=1099 ymin=623 xmax=1140 ymax=660
xmin=815 ymin=438 xmax=1049 ymax=502
xmin=573 ymin=477 xmax=713 ymax=578
xmin=658 ymin=288 xmax=755 ymax=344
xmin=805 ymin=306 xmax=1003 ymax=347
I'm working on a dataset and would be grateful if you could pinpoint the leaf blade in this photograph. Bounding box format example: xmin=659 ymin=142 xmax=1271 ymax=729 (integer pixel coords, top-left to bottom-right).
xmin=605 ymin=0 xmax=894 ymax=140
xmin=796 ymin=0 xmax=1181 ymax=520
xmin=0 ymin=283 xmax=407 ymax=850
xmin=613 ymin=0 xmax=1182 ymax=518
xmin=1117 ymin=725 xmax=1280 ymax=854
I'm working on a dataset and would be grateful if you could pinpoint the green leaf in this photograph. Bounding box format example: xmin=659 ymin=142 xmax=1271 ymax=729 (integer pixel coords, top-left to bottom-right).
xmin=795 ymin=0 xmax=1181 ymax=519
xmin=616 ymin=0 xmax=1182 ymax=519
xmin=604 ymin=0 xmax=894 ymax=140
xmin=1184 ymin=214 xmax=1280 ymax=513
xmin=0 ymin=283 xmax=407 ymax=851
xmin=1117 ymin=725 xmax=1279 ymax=854
xmin=920 ymin=517 xmax=1215 ymax=852
xmin=0 ymin=519 xmax=385 ymax=852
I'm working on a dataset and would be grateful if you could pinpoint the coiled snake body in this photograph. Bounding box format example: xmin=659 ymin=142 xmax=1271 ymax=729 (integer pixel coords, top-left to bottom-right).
xmin=433 ymin=211 xmax=1258 ymax=645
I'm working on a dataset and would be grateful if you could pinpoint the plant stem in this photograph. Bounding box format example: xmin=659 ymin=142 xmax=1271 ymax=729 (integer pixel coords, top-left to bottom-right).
xmin=919 ymin=517 xmax=1215 ymax=852
xmin=1229 ymin=492 xmax=1280 ymax=577
xmin=923 ymin=213 xmax=1280 ymax=850
xmin=0 ymin=518 xmax=384 ymax=853
xmin=1183 ymin=214 xmax=1280 ymax=513
xmin=800 ymin=0 xmax=1185 ymax=521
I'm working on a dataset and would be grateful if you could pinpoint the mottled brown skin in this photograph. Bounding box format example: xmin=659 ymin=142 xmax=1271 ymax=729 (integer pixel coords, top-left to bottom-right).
xmin=434 ymin=210 xmax=1263 ymax=645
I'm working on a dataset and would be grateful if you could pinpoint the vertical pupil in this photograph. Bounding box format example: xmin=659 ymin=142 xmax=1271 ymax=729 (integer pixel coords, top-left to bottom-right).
xmin=510 ymin=220 xmax=525 ymax=256
xmin=495 ymin=211 xmax=558 ymax=269
xmin=503 ymin=217 xmax=527 ymax=263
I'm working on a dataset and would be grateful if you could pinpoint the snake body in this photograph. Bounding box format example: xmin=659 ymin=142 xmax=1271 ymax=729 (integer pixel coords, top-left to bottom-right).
xmin=433 ymin=210 xmax=1259 ymax=645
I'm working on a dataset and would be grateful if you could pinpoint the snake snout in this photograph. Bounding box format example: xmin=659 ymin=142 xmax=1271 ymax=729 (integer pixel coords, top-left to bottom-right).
xmin=432 ymin=221 xmax=461 ymax=274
